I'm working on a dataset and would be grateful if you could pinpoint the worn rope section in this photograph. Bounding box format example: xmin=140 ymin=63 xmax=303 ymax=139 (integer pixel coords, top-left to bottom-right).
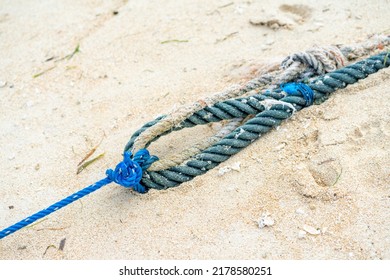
xmin=128 ymin=34 xmax=389 ymax=169
xmin=126 ymin=52 xmax=389 ymax=190
xmin=149 ymin=118 xmax=243 ymax=171
xmin=0 ymin=150 xmax=158 ymax=239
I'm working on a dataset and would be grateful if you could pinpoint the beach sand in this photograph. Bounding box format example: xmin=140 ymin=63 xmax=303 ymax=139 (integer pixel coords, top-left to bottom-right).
xmin=0 ymin=0 xmax=389 ymax=259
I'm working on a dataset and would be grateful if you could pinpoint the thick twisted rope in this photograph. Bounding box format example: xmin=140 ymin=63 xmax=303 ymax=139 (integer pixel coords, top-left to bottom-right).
xmin=129 ymin=35 xmax=390 ymax=166
xmin=124 ymin=43 xmax=388 ymax=167
xmin=125 ymin=52 xmax=389 ymax=190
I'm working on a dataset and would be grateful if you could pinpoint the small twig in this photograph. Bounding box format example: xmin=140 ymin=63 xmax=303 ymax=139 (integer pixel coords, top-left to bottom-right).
xmin=77 ymin=153 xmax=105 ymax=174
xmin=318 ymin=158 xmax=336 ymax=165
xmin=218 ymin=2 xmax=234 ymax=9
xmin=25 ymin=218 xmax=48 ymax=229
xmin=332 ymin=167 xmax=343 ymax=186
xmin=66 ymin=44 xmax=80 ymax=60
xmin=57 ymin=44 xmax=80 ymax=61
xmin=34 ymin=45 xmax=80 ymax=77
xmin=32 ymin=66 xmax=57 ymax=78
xmin=45 ymin=56 xmax=56 ymax=62
xmin=78 ymin=136 xmax=104 ymax=166
xmin=43 ymin=245 xmax=57 ymax=257
xmin=161 ymin=39 xmax=189 ymax=44
xmin=215 ymin=31 xmax=238 ymax=43
xmin=66 ymin=65 xmax=78 ymax=70
xmin=36 ymin=226 xmax=68 ymax=232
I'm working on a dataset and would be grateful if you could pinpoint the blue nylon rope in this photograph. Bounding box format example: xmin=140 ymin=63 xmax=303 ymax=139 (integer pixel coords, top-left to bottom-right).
xmin=281 ymin=82 xmax=315 ymax=106
xmin=0 ymin=149 xmax=158 ymax=240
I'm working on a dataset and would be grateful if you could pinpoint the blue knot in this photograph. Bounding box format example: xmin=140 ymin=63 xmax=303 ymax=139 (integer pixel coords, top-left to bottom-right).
xmin=280 ymin=83 xmax=314 ymax=106
xmin=132 ymin=149 xmax=159 ymax=171
xmin=106 ymin=149 xmax=158 ymax=193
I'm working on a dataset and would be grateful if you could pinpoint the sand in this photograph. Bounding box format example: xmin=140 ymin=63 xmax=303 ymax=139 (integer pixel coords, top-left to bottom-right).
xmin=0 ymin=0 xmax=389 ymax=260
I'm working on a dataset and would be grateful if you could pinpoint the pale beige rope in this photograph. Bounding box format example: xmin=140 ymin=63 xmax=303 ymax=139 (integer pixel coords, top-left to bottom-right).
xmin=340 ymin=34 xmax=390 ymax=59
xmin=149 ymin=118 xmax=243 ymax=171
xmin=131 ymin=84 xmax=244 ymax=153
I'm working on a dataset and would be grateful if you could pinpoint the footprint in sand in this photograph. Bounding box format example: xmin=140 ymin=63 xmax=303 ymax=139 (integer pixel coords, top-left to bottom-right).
xmin=279 ymin=4 xmax=313 ymax=24
xmin=249 ymin=4 xmax=313 ymax=30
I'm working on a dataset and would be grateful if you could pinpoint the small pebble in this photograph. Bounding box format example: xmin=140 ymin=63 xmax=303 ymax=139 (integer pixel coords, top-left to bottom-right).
xmin=59 ymin=238 xmax=66 ymax=251
xmin=8 ymin=154 xmax=15 ymax=160
xmin=230 ymin=162 xmax=241 ymax=171
xmin=250 ymin=156 xmax=262 ymax=164
xmin=298 ymin=230 xmax=306 ymax=239
xmin=0 ymin=80 xmax=6 ymax=88
xmin=273 ymin=143 xmax=286 ymax=152
xmin=303 ymin=224 xmax=321 ymax=235
xmin=296 ymin=163 xmax=305 ymax=170
xmin=295 ymin=208 xmax=305 ymax=215
xmin=260 ymin=45 xmax=270 ymax=51
xmin=234 ymin=5 xmax=244 ymax=14
xmin=218 ymin=162 xmax=241 ymax=176
xmin=265 ymin=38 xmax=275 ymax=45
xmin=34 ymin=163 xmax=40 ymax=171
xmin=258 ymin=213 xmax=275 ymax=228
xmin=226 ymin=185 xmax=237 ymax=191
xmin=218 ymin=166 xmax=231 ymax=176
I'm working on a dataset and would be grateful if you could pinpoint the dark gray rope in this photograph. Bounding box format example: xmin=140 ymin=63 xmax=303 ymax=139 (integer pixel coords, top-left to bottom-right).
xmin=125 ymin=52 xmax=389 ymax=190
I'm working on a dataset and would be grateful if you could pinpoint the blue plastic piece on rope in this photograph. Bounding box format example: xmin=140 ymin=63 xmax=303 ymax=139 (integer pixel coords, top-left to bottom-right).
xmin=0 ymin=149 xmax=157 ymax=239
xmin=281 ymin=82 xmax=314 ymax=106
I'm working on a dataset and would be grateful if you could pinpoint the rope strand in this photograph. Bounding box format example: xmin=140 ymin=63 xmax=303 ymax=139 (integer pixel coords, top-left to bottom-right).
xmin=0 ymin=150 xmax=157 ymax=239
xmin=0 ymin=177 xmax=111 ymax=239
